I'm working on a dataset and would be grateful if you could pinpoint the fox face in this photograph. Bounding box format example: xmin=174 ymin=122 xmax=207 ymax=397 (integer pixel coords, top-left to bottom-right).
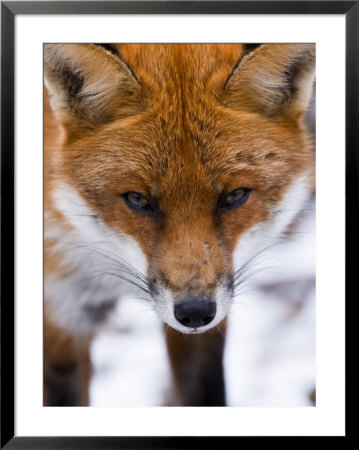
xmin=45 ymin=44 xmax=315 ymax=335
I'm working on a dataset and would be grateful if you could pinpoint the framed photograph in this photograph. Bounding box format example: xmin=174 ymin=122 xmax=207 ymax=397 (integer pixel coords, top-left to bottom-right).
xmin=1 ymin=1 xmax=355 ymax=447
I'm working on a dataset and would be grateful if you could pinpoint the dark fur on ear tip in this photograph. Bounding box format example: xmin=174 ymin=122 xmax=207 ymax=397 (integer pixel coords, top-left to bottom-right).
xmin=243 ymin=43 xmax=262 ymax=53
xmin=94 ymin=43 xmax=120 ymax=57
xmin=94 ymin=43 xmax=140 ymax=85
xmin=224 ymin=44 xmax=262 ymax=87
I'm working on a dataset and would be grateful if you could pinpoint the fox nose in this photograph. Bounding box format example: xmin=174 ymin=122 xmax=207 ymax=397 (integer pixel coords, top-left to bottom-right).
xmin=174 ymin=295 xmax=216 ymax=328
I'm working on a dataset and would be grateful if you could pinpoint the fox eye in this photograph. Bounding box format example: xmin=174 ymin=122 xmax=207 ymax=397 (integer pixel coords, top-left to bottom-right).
xmin=219 ymin=188 xmax=251 ymax=211
xmin=122 ymin=191 xmax=150 ymax=210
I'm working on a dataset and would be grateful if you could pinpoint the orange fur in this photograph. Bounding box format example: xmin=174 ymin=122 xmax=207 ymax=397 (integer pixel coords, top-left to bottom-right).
xmin=44 ymin=44 xmax=315 ymax=406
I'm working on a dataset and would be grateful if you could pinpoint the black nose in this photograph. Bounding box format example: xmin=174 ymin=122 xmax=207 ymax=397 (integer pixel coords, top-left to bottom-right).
xmin=174 ymin=295 xmax=216 ymax=328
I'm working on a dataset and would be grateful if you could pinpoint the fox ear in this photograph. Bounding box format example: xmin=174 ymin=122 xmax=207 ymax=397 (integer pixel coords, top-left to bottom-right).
xmin=44 ymin=44 xmax=140 ymax=130
xmin=223 ymin=44 xmax=315 ymax=119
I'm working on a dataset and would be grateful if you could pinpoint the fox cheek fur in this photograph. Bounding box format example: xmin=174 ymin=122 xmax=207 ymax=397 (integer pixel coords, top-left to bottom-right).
xmin=44 ymin=43 xmax=315 ymax=406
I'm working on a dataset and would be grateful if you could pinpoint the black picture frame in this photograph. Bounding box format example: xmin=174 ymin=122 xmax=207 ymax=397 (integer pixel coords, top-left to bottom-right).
xmin=1 ymin=1 xmax=356 ymax=447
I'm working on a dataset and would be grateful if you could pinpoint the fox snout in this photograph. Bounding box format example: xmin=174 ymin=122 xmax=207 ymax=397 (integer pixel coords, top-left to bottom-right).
xmin=148 ymin=232 xmax=234 ymax=334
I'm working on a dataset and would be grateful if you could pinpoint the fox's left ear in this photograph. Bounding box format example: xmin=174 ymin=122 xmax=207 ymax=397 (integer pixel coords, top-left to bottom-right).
xmin=223 ymin=44 xmax=315 ymax=119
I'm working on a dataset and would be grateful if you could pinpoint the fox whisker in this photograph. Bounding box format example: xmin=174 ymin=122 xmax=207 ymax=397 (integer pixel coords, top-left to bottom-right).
xmin=61 ymin=242 xmax=150 ymax=293
xmin=72 ymin=243 xmax=148 ymax=282
xmin=84 ymin=270 xmax=150 ymax=294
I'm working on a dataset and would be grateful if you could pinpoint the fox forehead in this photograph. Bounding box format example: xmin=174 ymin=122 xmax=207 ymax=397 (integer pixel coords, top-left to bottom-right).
xmin=117 ymin=43 xmax=242 ymax=89
xmin=62 ymin=105 xmax=307 ymax=199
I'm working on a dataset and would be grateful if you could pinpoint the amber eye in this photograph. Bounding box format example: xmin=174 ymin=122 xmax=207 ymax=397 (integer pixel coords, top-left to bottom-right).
xmin=122 ymin=191 xmax=150 ymax=210
xmin=219 ymin=187 xmax=251 ymax=211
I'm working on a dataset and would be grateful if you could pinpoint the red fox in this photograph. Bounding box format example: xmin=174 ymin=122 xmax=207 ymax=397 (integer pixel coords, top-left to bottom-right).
xmin=44 ymin=43 xmax=315 ymax=406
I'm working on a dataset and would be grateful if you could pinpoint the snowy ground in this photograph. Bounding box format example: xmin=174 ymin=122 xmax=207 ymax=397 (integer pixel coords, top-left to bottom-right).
xmin=90 ymin=199 xmax=316 ymax=407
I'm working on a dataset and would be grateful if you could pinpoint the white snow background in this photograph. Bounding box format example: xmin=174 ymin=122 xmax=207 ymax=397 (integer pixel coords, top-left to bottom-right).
xmin=90 ymin=198 xmax=316 ymax=407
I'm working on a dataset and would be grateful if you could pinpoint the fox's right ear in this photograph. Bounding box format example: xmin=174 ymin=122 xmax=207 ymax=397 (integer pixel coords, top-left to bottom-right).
xmin=44 ymin=44 xmax=141 ymax=131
